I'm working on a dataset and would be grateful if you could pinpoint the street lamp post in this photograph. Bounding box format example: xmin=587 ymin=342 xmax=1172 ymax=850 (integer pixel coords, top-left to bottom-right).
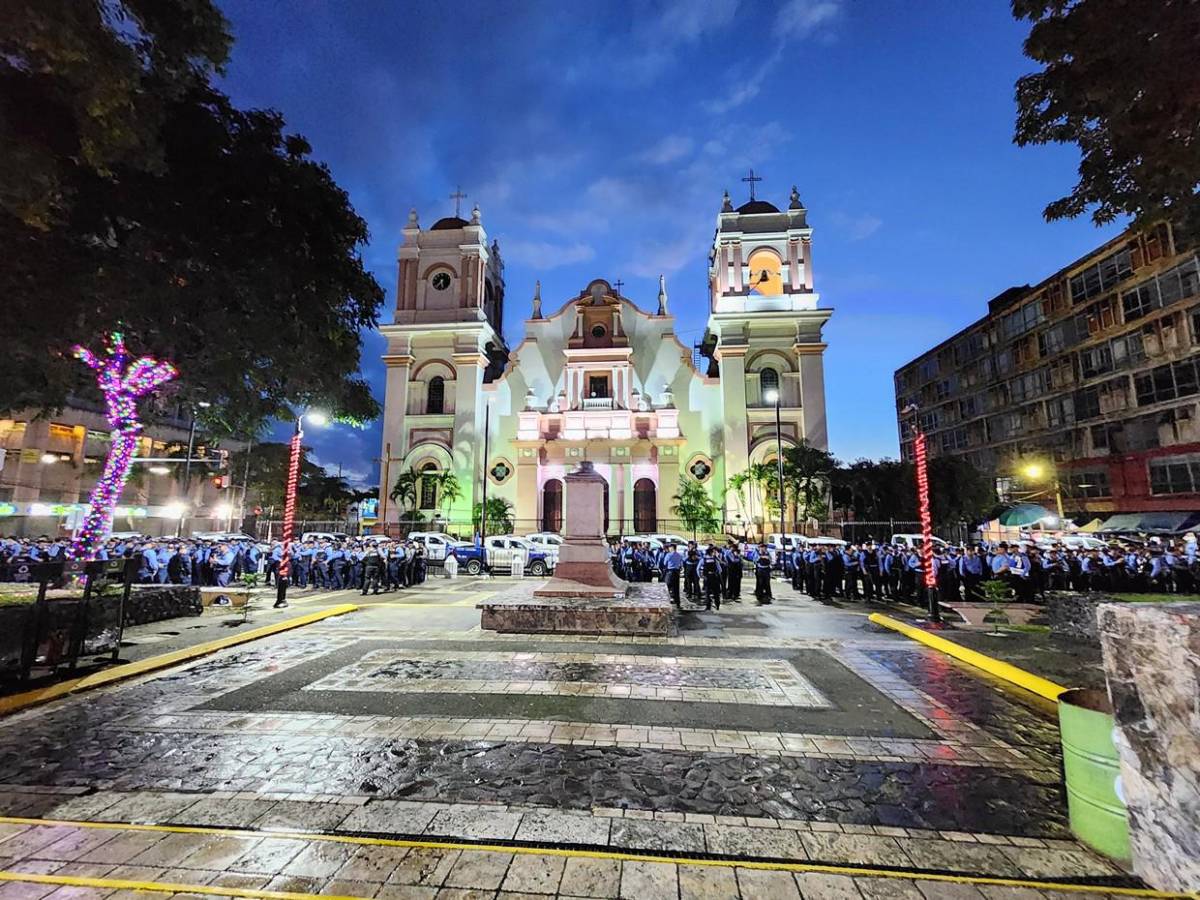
xmin=479 ymin=401 xmax=492 ymax=543
xmin=765 ymin=389 xmax=785 ymax=538
xmin=178 ymin=401 xmax=211 ymax=537
xmin=275 ymin=411 xmax=327 ymax=608
xmin=1021 ymin=463 xmax=1065 ymax=522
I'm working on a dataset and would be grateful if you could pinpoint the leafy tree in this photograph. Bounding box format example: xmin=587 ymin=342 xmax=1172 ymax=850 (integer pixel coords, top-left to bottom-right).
xmin=829 ymin=456 xmax=996 ymax=530
xmin=472 ymin=498 xmax=514 ymax=536
xmin=228 ymin=442 xmax=327 ymax=517
xmin=389 ymin=469 xmax=419 ymax=516
xmin=1013 ymin=0 xmax=1200 ymax=230
xmin=671 ymin=476 xmax=722 ymax=538
xmin=781 ymin=441 xmax=836 ymax=526
xmin=1 ymin=0 xmax=384 ymax=436
xmin=434 ymin=471 xmax=463 ymax=519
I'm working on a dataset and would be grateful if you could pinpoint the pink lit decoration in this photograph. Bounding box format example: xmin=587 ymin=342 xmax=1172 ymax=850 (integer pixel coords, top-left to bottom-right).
xmin=913 ymin=431 xmax=937 ymax=590
xmin=69 ymin=332 xmax=177 ymax=560
xmin=277 ymin=429 xmax=304 ymax=583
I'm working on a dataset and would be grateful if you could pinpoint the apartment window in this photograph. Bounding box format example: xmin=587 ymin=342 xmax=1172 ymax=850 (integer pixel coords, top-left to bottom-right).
xmin=1156 ymin=257 xmax=1200 ymax=307
xmin=1111 ymin=331 xmax=1146 ymax=368
xmin=940 ymin=428 xmax=968 ymax=452
xmin=1126 ymin=414 xmax=1162 ymax=451
xmin=1038 ymin=324 xmax=1067 ymax=357
xmin=1047 ymin=395 xmax=1075 ymax=428
xmin=995 ymin=349 xmax=1013 ymax=376
xmin=917 ymin=358 xmax=939 ymax=381
xmin=1079 ymin=345 xmax=1114 ymax=379
xmin=959 ymin=395 xmax=980 ymax=419
xmin=918 ymin=411 xmax=940 ymax=431
xmin=1191 ymin=306 xmax=1200 ymax=345
xmin=999 ymin=301 xmax=1045 ymax=341
xmin=1010 ymin=369 xmax=1046 ymax=403
xmin=1085 ymin=298 xmax=1118 ymax=335
xmin=1149 ymin=455 xmax=1200 ymax=495
xmin=1048 ymin=356 xmax=1075 ymax=389
xmin=1074 ymin=385 xmax=1101 ymax=421
xmin=1122 ymin=283 xmax=1160 ymax=322
xmin=1069 ymin=247 xmax=1133 ymax=303
xmin=1135 ymin=358 xmax=1200 ymax=406
xmin=934 ymin=379 xmax=952 ymax=401
xmin=1067 ymin=470 xmax=1111 ymax=498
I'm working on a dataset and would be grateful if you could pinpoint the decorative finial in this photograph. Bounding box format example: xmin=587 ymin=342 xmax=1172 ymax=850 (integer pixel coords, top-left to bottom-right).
xmin=408 ymin=208 xmax=419 ymax=225
xmin=471 ymin=203 xmax=481 ymax=224
xmin=722 ymin=190 xmax=733 ymax=213
xmin=657 ymin=274 xmax=668 ymax=316
xmin=532 ymin=280 xmax=542 ymax=319
xmin=789 ymin=185 xmax=803 ymax=209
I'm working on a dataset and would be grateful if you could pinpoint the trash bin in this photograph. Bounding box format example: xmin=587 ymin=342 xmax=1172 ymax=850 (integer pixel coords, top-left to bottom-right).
xmin=1058 ymin=687 xmax=1130 ymax=861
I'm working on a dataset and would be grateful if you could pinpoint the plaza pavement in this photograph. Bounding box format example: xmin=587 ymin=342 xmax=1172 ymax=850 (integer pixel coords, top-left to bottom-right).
xmin=0 ymin=574 xmax=1149 ymax=900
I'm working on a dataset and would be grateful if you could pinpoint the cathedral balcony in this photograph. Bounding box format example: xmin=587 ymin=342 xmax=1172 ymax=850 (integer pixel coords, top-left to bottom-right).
xmin=581 ymin=397 xmax=615 ymax=411
xmin=516 ymin=406 xmax=681 ymax=442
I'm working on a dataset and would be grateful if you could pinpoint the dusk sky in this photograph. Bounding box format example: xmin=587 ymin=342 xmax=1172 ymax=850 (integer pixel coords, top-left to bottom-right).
xmin=220 ymin=0 xmax=1128 ymax=487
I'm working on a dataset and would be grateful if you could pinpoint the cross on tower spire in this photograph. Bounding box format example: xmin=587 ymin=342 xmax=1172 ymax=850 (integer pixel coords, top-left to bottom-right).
xmin=741 ymin=168 xmax=763 ymax=201
xmin=613 ymin=278 xmax=625 ymax=294
xmin=449 ymin=185 xmax=467 ymax=218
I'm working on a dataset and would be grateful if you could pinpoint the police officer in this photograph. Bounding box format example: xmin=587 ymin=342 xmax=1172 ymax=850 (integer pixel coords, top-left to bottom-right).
xmin=702 ymin=546 xmax=724 ymax=611
xmin=754 ymin=542 xmax=773 ymax=605
xmin=662 ymin=542 xmax=684 ymax=606
xmin=362 ymin=543 xmax=383 ymax=595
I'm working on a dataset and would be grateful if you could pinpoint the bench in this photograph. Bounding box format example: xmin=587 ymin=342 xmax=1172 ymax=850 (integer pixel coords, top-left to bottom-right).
xmin=940 ymin=602 xmax=1043 ymax=629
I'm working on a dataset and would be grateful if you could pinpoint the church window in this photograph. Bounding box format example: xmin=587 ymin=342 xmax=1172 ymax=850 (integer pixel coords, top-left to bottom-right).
xmin=760 ymin=367 xmax=780 ymax=402
xmin=489 ymin=460 xmax=513 ymax=483
xmin=688 ymin=458 xmax=713 ymax=481
xmin=427 ymin=377 xmax=445 ymax=414
xmin=541 ymin=479 xmax=563 ymax=532
xmin=419 ymin=462 xmax=438 ymax=509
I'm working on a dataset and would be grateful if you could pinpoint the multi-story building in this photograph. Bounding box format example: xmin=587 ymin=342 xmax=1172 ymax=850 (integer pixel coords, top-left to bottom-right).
xmin=894 ymin=223 xmax=1200 ymax=527
xmin=0 ymin=399 xmax=238 ymax=537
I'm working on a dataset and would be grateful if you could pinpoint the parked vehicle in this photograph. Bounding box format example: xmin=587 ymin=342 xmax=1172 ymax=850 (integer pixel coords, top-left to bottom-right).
xmin=455 ymin=536 xmax=554 ymax=576
xmin=301 ymin=531 xmax=349 ymax=543
xmin=891 ymin=533 xmax=950 ymax=551
xmin=644 ymin=533 xmax=688 ymax=547
xmin=407 ymin=532 xmax=470 ymax=561
xmin=524 ymin=532 xmax=563 ymax=561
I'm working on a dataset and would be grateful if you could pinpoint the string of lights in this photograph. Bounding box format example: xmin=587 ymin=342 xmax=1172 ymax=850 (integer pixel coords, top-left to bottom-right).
xmin=913 ymin=431 xmax=937 ymax=591
xmin=68 ymin=332 xmax=177 ymax=561
xmin=277 ymin=429 xmax=303 ymax=583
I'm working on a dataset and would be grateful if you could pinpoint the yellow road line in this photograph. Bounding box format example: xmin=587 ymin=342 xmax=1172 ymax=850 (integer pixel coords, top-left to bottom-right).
xmin=0 ymin=870 xmax=364 ymax=900
xmin=0 ymin=816 xmax=1186 ymax=898
xmin=0 ymin=604 xmax=359 ymax=717
xmin=868 ymin=613 xmax=1068 ymax=701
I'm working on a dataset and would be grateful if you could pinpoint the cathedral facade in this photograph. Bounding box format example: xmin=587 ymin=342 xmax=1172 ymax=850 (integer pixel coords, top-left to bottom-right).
xmin=377 ymin=188 xmax=831 ymax=536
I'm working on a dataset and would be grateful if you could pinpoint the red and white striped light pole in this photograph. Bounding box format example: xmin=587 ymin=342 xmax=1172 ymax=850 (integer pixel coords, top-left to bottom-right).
xmin=275 ymin=411 xmax=327 ymax=608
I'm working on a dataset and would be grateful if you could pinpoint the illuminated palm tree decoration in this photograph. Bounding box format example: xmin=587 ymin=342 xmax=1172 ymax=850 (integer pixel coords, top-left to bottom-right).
xmin=69 ymin=332 xmax=177 ymax=560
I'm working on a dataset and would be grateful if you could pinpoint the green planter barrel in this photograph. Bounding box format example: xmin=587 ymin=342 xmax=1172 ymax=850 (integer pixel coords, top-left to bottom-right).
xmin=1058 ymin=688 xmax=1130 ymax=861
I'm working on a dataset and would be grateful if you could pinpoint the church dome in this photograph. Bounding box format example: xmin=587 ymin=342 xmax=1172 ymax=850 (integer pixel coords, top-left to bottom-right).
xmin=736 ymin=199 xmax=780 ymax=214
xmin=431 ymin=216 xmax=470 ymax=230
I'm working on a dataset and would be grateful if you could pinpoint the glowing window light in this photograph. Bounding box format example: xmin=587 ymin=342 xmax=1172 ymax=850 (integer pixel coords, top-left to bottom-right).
xmin=68 ymin=332 xmax=177 ymax=560
xmin=913 ymin=432 xmax=937 ymax=590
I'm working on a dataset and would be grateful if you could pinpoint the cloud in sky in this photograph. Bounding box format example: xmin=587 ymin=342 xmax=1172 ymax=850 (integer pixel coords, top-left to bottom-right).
xmin=502 ymin=239 xmax=597 ymax=268
xmin=830 ymin=211 xmax=884 ymax=241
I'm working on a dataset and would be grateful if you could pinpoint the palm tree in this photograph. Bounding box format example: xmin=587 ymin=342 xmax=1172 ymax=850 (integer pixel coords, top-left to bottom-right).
xmin=434 ymin=471 xmax=463 ymax=522
xmin=390 ymin=469 xmax=419 ymax=515
xmin=670 ymin=476 xmax=722 ymax=539
xmin=472 ymin=497 xmax=514 ymax=535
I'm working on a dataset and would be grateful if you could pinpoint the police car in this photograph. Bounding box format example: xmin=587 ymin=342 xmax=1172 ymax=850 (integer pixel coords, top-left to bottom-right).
xmin=454 ymin=535 xmax=554 ymax=576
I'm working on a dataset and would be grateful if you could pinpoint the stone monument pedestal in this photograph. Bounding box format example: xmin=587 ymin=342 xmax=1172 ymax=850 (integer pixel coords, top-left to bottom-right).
xmin=479 ymin=460 xmax=675 ymax=636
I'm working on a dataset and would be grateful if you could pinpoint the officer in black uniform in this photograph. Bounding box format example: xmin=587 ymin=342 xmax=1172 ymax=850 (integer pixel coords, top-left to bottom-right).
xmin=754 ymin=543 xmax=773 ymax=605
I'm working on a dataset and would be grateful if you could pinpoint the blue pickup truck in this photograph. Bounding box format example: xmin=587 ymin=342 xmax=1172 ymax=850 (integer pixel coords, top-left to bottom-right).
xmin=454 ymin=535 xmax=555 ymax=577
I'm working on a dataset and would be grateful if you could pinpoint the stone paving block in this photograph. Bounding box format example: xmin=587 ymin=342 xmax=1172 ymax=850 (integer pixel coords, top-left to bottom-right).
xmin=319 ymin=878 xmax=381 ymax=897
xmin=912 ymin=880 xmax=987 ymax=900
xmin=499 ymin=853 xmax=565 ymax=894
xmin=853 ymin=877 xmax=925 ymax=900
xmin=704 ymin=824 xmax=808 ymax=860
xmin=93 ymin=794 xmax=198 ymax=825
xmin=281 ymin=841 xmax=357 ymax=878
xmin=427 ymin=807 xmax=522 ymax=841
xmin=997 ymin=847 xmax=1117 ymax=879
xmin=75 ymin=830 xmax=163 ymax=865
xmin=335 ymin=845 xmax=412 ymax=882
xmin=264 ymin=874 xmax=322 ymax=893
xmin=430 ymin=888 xmax=494 ymax=899
xmin=388 ymin=848 xmax=461 ymax=887
xmin=177 ymin=836 xmax=262 ymax=871
xmin=800 ymin=833 xmax=910 ymax=867
xmin=609 ymin=819 xmax=705 ymax=854
xmin=206 ymin=873 xmax=272 ymax=890
xmin=252 ymin=800 xmax=356 ymax=832
xmin=794 ymin=872 xmax=864 ymax=900
xmin=735 ymin=866 xmax=803 ymax=899
xmin=513 ymin=810 xmax=610 ymax=846
xmin=170 ymin=798 xmax=277 ymax=827
xmin=899 ymin=841 xmax=1023 ymax=877
xmin=0 ymin=828 xmax=79 ymax=859
xmin=224 ymin=837 xmax=307 ymax=875
xmin=558 ymin=857 xmax=620 ymax=898
xmin=618 ymin=860 xmax=677 ymax=900
xmin=35 ymin=829 xmax=117 ymax=862
xmin=678 ymin=863 xmax=738 ymax=899
xmin=339 ymin=801 xmax=439 ymax=836
xmin=973 ymin=888 xmax=1043 ymax=900
xmin=42 ymin=794 xmax=124 ymax=822
xmin=374 ymin=886 xmax=438 ymax=899
xmin=127 ymin=833 xmax=204 ymax=869
xmin=442 ymin=850 xmax=513 ymax=891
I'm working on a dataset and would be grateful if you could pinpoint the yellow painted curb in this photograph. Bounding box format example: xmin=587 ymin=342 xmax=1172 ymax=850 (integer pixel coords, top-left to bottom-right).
xmin=0 ymin=816 xmax=1189 ymax=898
xmin=0 ymin=603 xmax=359 ymax=717
xmin=869 ymin=612 xmax=1069 ymax=701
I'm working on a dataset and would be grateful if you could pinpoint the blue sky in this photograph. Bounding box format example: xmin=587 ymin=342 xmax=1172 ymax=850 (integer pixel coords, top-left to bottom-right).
xmin=217 ymin=0 xmax=1125 ymax=486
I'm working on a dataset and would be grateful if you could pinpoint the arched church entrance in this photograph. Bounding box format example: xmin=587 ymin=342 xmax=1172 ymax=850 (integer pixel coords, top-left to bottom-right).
xmin=541 ymin=479 xmax=563 ymax=533
xmin=633 ymin=478 xmax=656 ymax=533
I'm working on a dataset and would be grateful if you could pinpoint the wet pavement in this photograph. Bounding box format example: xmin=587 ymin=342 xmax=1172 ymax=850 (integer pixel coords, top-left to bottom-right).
xmin=0 ymin=574 xmax=1132 ymax=895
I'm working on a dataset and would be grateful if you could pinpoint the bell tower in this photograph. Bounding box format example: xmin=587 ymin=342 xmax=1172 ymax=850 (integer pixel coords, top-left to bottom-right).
xmin=705 ymin=177 xmax=832 ymax=517
xmin=378 ymin=200 xmax=508 ymax=528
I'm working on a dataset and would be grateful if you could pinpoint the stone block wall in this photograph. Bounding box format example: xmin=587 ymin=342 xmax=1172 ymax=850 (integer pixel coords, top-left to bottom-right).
xmin=1098 ymin=601 xmax=1200 ymax=892
xmin=124 ymin=586 xmax=202 ymax=626
xmin=1047 ymin=591 xmax=1123 ymax=645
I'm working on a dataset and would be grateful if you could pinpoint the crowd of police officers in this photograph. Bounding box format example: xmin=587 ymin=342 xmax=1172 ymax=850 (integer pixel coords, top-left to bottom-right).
xmin=606 ymin=534 xmax=1200 ymax=609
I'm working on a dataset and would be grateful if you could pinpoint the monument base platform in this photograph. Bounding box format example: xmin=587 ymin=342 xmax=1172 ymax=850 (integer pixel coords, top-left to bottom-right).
xmin=479 ymin=582 xmax=676 ymax=637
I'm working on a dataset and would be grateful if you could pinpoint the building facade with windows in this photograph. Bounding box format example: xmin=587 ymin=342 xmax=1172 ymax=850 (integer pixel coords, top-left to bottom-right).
xmin=894 ymin=223 xmax=1200 ymax=523
xmin=377 ymin=189 xmax=831 ymax=535
xmin=0 ymin=401 xmax=236 ymax=537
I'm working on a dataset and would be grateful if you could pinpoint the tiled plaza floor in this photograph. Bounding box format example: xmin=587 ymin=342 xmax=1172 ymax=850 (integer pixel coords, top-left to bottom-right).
xmin=0 ymin=576 xmax=1139 ymax=899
